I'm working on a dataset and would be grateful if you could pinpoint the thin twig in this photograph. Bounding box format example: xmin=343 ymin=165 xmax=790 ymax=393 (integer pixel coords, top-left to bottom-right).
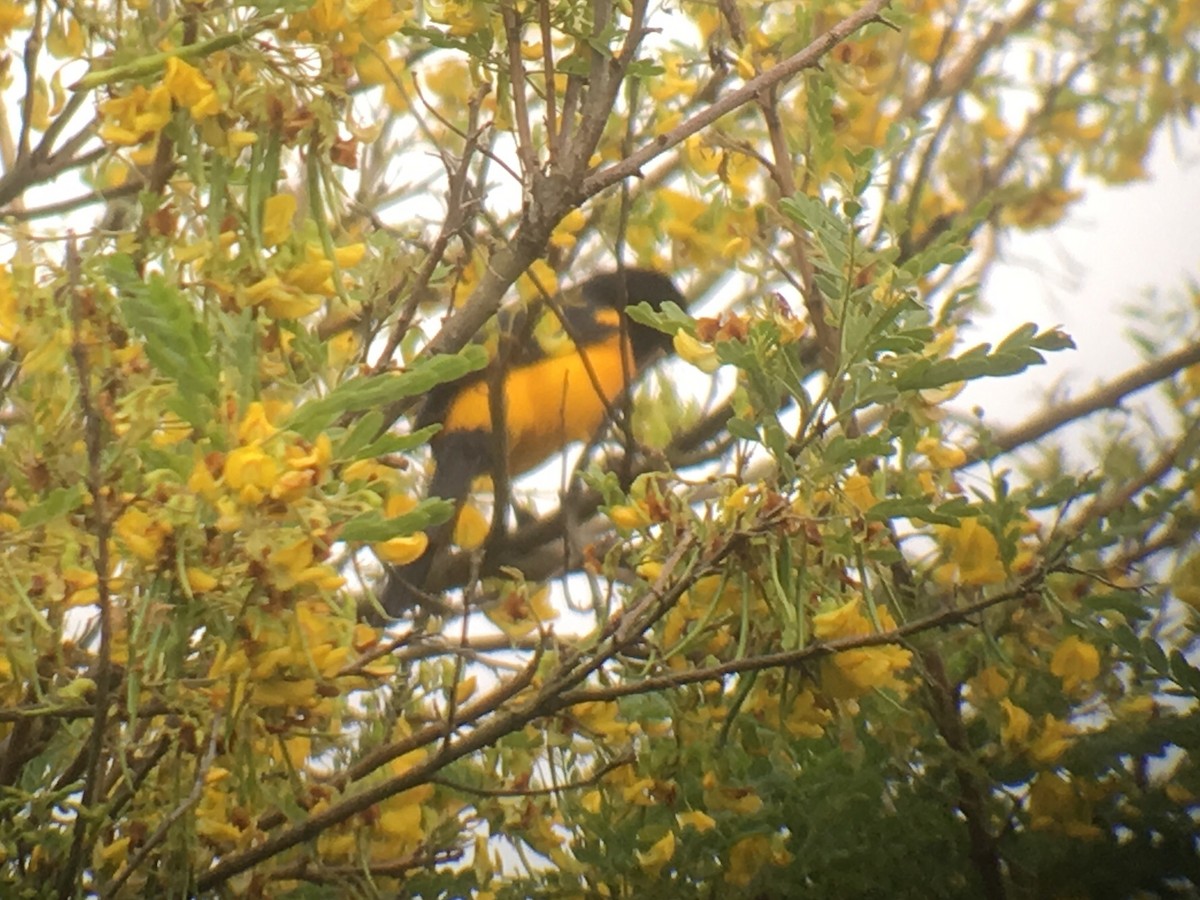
xmin=98 ymin=717 xmax=223 ymax=898
xmin=560 ymin=572 xmax=1044 ymax=705
xmin=432 ymin=751 xmax=634 ymax=798
xmin=56 ymin=235 xmax=116 ymax=896
xmin=502 ymin=2 xmax=538 ymax=178
xmin=18 ymin=0 xmax=47 ymax=162
xmin=580 ymin=0 xmax=892 ymax=198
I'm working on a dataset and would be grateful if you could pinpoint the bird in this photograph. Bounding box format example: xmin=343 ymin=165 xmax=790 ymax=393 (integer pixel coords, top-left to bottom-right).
xmin=378 ymin=267 xmax=686 ymax=619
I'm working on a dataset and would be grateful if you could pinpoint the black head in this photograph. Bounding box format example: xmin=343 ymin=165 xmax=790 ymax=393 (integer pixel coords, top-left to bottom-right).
xmin=579 ymin=268 xmax=686 ymax=361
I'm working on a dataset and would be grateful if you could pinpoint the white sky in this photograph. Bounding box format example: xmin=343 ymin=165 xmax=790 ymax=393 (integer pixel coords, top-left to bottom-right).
xmin=958 ymin=122 xmax=1200 ymax=430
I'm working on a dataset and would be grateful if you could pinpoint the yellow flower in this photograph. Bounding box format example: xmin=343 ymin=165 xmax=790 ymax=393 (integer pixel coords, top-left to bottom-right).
xmin=344 ymin=459 xmax=397 ymax=485
xmin=1000 ymin=698 xmax=1032 ymax=748
xmin=660 ymin=189 xmax=724 ymax=259
xmin=94 ymin=836 xmax=131 ymax=870
xmin=284 ymin=258 xmax=335 ymax=294
xmin=163 ymin=57 xmax=219 ymax=120
xmin=934 ymin=518 xmax=1006 ymax=586
xmin=285 ymin=433 xmax=332 ymax=474
xmin=227 ymin=130 xmax=258 ymax=149
xmin=237 ymin=401 xmax=277 ymax=444
xmin=1027 ymin=771 xmax=1102 ymax=840
xmin=1029 ymin=714 xmax=1076 ymax=764
xmin=269 ymin=539 xmax=344 ymax=591
xmin=223 ymin=445 xmax=280 ymax=505
xmin=453 ymin=501 xmax=489 ymax=550
xmin=115 ymin=506 xmax=171 ymax=562
xmin=375 ymin=532 xmax=429 ymax=565
xmin=812 ymin=599 xmax=914 ymax=699
xmin=581 ymin=790 xmax=602 ymax=814
xmin=812 ymin=597 xmax=870 ymax=640
xmin=726 ymin=834 xmax=791 ymax=887
xmin=242 ymin=275 xmax=322 ymax=320
xmin=916 ymin=436 xmax=967 ymax=469
xmin=328 ymin=330 xmax=359 ymax=368
xmin=432 ymin=0 xmax=491 ymax=37
xmin=63 ymin=567 xmax=99 ymax=607
xmin=842 ymin=473 xmax=878 ymax=512
xmin=571 ymin=701 xmax=629 ymax=743
xmin=151 ymin=412 xmax=192 ymax=447
xmin=1050 ymin=636 xmax=1101 ymax=694
xmin=214 ymin=496 xmax=243 ymax=532
xmin=674 ymin=330 xmax=720 ymax=373
xmin=261 ymin=193 xmax=297 ymax=247
xmin=188 ymin=454 xmax=221 ymax=501
xmin=609 ymin=501 xmax=653 ymax=531
xmin=377 ymin=798 xmax=423 ymax=845
xmin=967 ymin=665 xmax=1009 ymax=702
xmin=823 ymin=645 xmax=913 ymax=698
xmin=270 ymin=469 xmax=316 ymax=503
xmin=636 ymin=831 xmax=675 ymax=877
xmin=98 ymin=84 xmax=172 ymax=145
xmin=677 ymin=810 xmax=716 ymax=832
xmin=0 ymin=2 xmax=27 ymax=42
xmin=549 ymin=208 xmax=587 ymax=250
xmin=748 ymin=681 xmax=832 ymax=738
xmin=485 ymin=583 xmax=557 ymax=638
xmin=331 ymin=242 xmax=365 ymax=268
xmin=706 ymin=785 xmax=762 ymax=815
xmin=0 ymin=265 xmax=18 ymax=344
xmin=186 ymin=567 xmax=219 ymax=593
xmin=454 ymin=675 xmax=477 ymax=703
xmin=516 ymin=258 xmax=558 ymax=302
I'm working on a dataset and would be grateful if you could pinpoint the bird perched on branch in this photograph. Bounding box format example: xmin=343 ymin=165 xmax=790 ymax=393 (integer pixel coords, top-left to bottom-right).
xmin=379 ymin=267 xmax=686 ymax=619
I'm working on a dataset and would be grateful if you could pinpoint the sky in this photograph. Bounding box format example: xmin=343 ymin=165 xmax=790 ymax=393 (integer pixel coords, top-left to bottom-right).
xmin=957 ymin=122 xmax=1200 ymax=432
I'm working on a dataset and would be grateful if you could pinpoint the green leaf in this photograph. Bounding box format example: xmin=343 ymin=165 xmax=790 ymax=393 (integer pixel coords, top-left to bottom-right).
xmin=871 ymin=328 xmax=933 ymax=354
xmin=110 ymin=255 xmax=218 ymax=417
xmin=1080 ymin=590 xmax=1150 ymax=621
xmin=1169 ymin=650 xmax=1200 ymax=697
xmin=1110 ymin=624 xmax=1142 ymax=657
xmin=354 ymin=425 xmax=441 ymax=461
xmin=1142 ymin=637 xmax=1169 ymax=674
xmin=625 ymin=300 xmax=690 ymax=334
xmin=892 ymin=322 xmax=1074 ymax=392
xmin=821 ymin=434 xmax=897 ymax=467
xmin=339 ymin=410 xmax=387 ymax=460
xmin=286 ymin=346 xmax=487 ymax=439
xmin=19 ymin=485 xmax=85 ymax=528
xmin=1031 ymin=327 xmax=1076 ymax=352
xmin=340 ymin=498 xmax=455 ymax=542
xmin=727 ymin=417 xmax=760 ymax=443
xmin=866 ymin=497 xmax=968 ymax=526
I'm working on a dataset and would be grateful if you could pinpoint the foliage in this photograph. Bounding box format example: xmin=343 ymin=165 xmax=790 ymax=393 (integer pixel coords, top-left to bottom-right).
xmin=1 ymin=0 xmax=1199 ymax=896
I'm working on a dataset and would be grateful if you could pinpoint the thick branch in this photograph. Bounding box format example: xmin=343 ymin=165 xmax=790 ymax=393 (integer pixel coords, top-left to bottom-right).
xmin=964 ymin=341 xmax=1200 ymax=464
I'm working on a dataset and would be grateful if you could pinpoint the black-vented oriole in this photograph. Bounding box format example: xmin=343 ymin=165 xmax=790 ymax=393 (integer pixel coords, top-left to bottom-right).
xmin=380 ymin=267 xmax=686 ymax=617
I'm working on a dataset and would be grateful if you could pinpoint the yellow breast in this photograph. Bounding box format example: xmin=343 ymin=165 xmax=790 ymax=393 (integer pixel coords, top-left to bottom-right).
xmin=441 ymin=331 xmax=633 ymax=475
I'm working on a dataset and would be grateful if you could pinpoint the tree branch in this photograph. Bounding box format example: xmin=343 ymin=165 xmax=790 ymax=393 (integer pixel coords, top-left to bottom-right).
xmin=559 ymin=572 xmax=1044 ymax=705
xmin=56 ymin=237 xmax=117 ymax=896
xmin=580 ymin=0 xmax=892 ymax=197
xmin=964 ymin=341 xmax=1200 ymax=464
xmin=919 ymin=649 xmax=1007 ymax=900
